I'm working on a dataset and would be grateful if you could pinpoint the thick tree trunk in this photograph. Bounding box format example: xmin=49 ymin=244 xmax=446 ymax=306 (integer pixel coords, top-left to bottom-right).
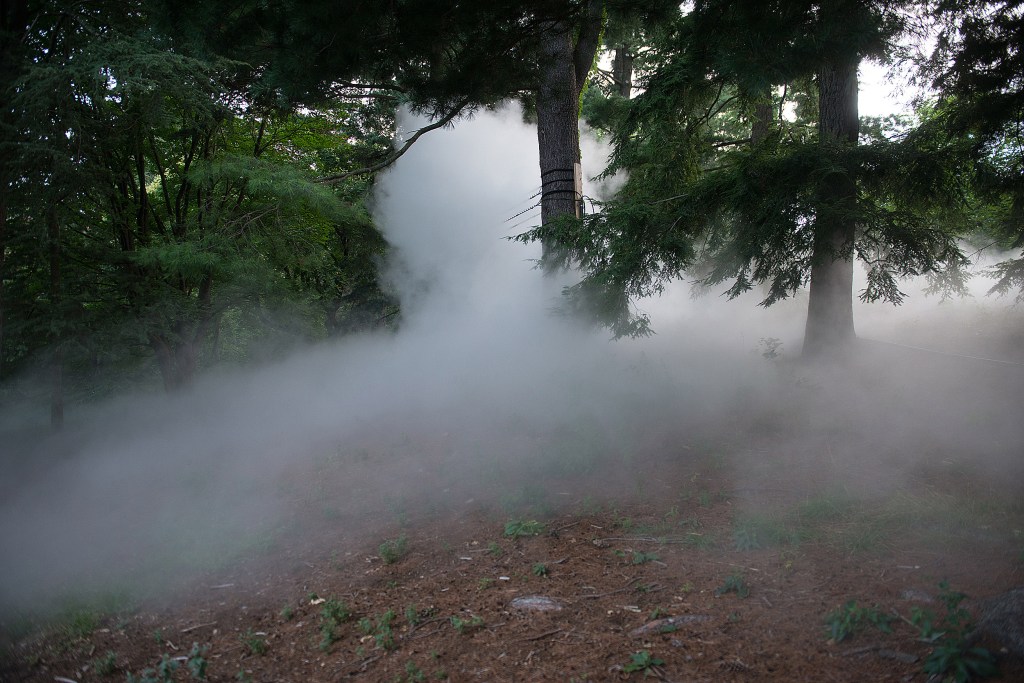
xmin=47 ymin=205 xmax=63 ymax=429
xmin=803 ymin=57 xmax=859 ymax=358
xmin=0 ymin=180 xmax=6 ymax=381
xmin=537 ymin=20 xmax=582 ymax=228
xmin=750 ymin=95 xmax=774 ymax=145
xmin=612 ymin=45 xmax=633 ymax=98
xmin=150 ymin=333 xmax=198 ymax=391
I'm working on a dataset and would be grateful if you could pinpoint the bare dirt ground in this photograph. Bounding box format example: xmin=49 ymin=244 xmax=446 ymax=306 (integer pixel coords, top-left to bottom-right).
xmin=2 ymin=332 xmax=1024 ymax=682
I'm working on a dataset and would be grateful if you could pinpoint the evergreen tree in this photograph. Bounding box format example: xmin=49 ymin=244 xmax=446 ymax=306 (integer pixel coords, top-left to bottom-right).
xmin=519 ymin=0 xmax=971 ymax=355
xmin=927 ymin=0 xmax=1024 ymax=297
xmin=1 ymin=1 xmax=393 ymax=405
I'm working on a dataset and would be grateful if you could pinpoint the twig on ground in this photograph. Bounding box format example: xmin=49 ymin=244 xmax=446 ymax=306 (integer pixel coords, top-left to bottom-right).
xmin=181 ymin=621 xmax=216 ymax=633
xmin=518 ymin=628 xmax=563 ymax=642
xmin=579 ymin=577 xmax=642 ymax=599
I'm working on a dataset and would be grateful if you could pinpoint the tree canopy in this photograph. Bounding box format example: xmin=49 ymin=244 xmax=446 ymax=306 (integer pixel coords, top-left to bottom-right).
xmin=1 ymin=0 xmax=1020 ymax=422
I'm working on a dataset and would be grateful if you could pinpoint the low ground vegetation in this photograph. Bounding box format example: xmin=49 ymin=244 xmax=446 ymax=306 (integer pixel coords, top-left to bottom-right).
xmin=1 ymin=431 xmax=1022 ymax=682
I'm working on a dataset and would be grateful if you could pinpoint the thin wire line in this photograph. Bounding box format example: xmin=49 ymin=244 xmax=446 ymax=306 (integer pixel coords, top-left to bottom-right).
xmin=860 ymin=337 xmax=1024 ymax=368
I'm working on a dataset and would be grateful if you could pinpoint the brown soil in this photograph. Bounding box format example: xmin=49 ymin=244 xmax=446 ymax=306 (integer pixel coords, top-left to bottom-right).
xmin=2 ymin=423 xmax=1023 ymax=683
xmin=3 ymin=329 xmax=1024 ymax=683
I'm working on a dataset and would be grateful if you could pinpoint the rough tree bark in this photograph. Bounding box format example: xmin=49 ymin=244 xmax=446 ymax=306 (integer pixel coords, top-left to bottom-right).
xmin=537 ymin=20 xmax=583 ymax=226
xmin=750 ymin=90 xmax=774 ymax=146
xmin=803 ymin=55 xmax=859 ymax=358
xmin=612 ymin=45 xmax=633 ymax=98
xmin=535 ymin=0 xmax=604 ymax=230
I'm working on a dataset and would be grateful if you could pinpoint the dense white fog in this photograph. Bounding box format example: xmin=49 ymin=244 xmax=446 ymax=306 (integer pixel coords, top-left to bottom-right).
xmin=1 ymin=104 xmax=1022 ymax=617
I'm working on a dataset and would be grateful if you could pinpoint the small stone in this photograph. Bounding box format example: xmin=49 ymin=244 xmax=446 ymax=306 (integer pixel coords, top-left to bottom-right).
xmin=510 ymin=596 xmax=564 ymax=612
xmin=899 ymin=589 xmax=934 ymax=603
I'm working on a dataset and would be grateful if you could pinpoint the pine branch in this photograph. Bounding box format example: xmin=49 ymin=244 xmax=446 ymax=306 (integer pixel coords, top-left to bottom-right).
xmin=317 ymin=98 xmax=472 ymax=184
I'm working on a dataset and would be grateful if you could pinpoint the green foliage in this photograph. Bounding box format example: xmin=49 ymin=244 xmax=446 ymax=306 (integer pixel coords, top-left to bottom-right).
xmin=503 ymin=519 xmax=546 ymax=537
xmin=622 ymin=650 xmax=665 ymax=675
xmin=450 ymin=615 xmax=484 ymax=634
xmin=823 ymin=601 xmax=893 ymax=643
xmin=186 ymin=643 xmax=209 ymax=680
xmin=732 ymin=513 xmax=801 ymax=551
xmin=0 ymin=3 xmax=396 ymax=403
xmin=715 ymin=572 xmax=751 ymax=599
xmin=913 ymin=582 xmax=998 ymax=683
xmin=240 ymin=629 xmax=268 ymax=656
xmin=318 ymin=598 xmax=351 ymax=651
xmin=531 ymin=562 xmax=549 ymax=577
xmin=517 ymin=1 xmax=976 ymax=340
xmin=360 ymin=609 xmax=397 ymax=650
xmin=91 ymin=650 xmax=118 ymax=676
xmin=126 ymin=644 xmax=207 ymax=683
xmin=379 ymin=535 xmax=410 ymax=564
xmin=616 ymin=549 xmax=660 ymax=565
xmin=396 ymin=660 xmax=426 ymax=683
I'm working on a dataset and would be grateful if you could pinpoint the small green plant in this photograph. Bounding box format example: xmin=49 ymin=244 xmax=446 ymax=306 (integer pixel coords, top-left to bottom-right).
xmin=487 ymin=541 xmax=503 ymax=557
xmin=450 ymin=615 xmax=484 ymax=634
xmin=759 ymin=337 xmax=783 ymax=360
xmin=622 ymin=650 xmax=665 ymax=676
xmin=186 ymin=643 xmax=208 ymax=680
xmin=91 ymin=650 xmax=118 ymax=676
xmin=318 ymin=597 xmax=351 ymax=651
xmin=532 ymin=562 xmax=549 ymax=577
xmin=241 ymin=629 xmax=268 ymax=656
xmin=915 ymin=582 xmax=998 ymax=682
xmin=923 ymin=640 xmax=997 ymax=682
xmin=379 ymin=535 xmax=409 ymax=564
xmin=732 ymin=512 xmax=803 ymax=551
xmin=235 ymin=671 xmax=253 ymax=683
xmin=127 ymin=651 xmax=189 ymax=683
xmin=373 ymin=610 xmax=397 ymax=650
xmin=279 ymin=604 xmax=294 ymax=621
xmin=59 ymin=609 xmax=100 ymax=641
xmin=503 ymin=519 xmax=545 ymax=537
xmin=478 ymin=577 xmax=495 ymax=590
xmin=649 ymin=607 xmax=668 ymax=620
xmin=359 ymin=609 xmax=398 ymax=649
xmin=152 ymin=628 xmax=165 ymax=645
xmin=395 ymin=660 xmax=426 ymax=683
xmin=823 ymin=601 xmax=893 ymax=643
xmin=615 ymin=515 xmax=634 ymax=530
xmin=630 ymin=551 xmax=660 ymax=565
xmin=715 ymin=572 xmax=751 ymax=599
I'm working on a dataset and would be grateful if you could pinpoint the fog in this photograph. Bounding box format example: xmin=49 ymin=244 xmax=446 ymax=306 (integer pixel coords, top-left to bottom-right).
xmin=1 ymin=104 xmax=1022 ymax=618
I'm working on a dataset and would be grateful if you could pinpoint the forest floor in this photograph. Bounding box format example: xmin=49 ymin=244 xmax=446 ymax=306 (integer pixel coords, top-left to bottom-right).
xmin=2 ymin=333 xmax=1024 ymax=682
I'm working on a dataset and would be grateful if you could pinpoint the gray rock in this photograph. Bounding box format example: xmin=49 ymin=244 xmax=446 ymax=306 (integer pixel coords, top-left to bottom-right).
xmin=974 ymin=586 xmax=1024 ymax=658
xmin=510 ymin=595 xmax=564 ymax=612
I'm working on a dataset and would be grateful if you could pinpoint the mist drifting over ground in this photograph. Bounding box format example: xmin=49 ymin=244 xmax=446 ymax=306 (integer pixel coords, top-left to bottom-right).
xmin=1 ymin=104 xmax=1023 ymax=618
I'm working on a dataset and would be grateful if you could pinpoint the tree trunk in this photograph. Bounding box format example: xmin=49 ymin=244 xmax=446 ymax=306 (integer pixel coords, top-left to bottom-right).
xmin=750 ymin=91 xmax=774 ymax=145
xmin=0 ymin=178 xmax=6 ymax=381
xmin=535 ymin=0 xmax=604 ymax=235
xmin=612 ymin=45 xmax=633 ymax=98
xmin=536 ymin=20 xmax=582 ymax=228
xmin=47 ymin=205 xmax=63 ymax=429
xmin=803 ymin=56 xmax=859 ymax=358
xmin=150 ymin=332 xmax=198 ymax=391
